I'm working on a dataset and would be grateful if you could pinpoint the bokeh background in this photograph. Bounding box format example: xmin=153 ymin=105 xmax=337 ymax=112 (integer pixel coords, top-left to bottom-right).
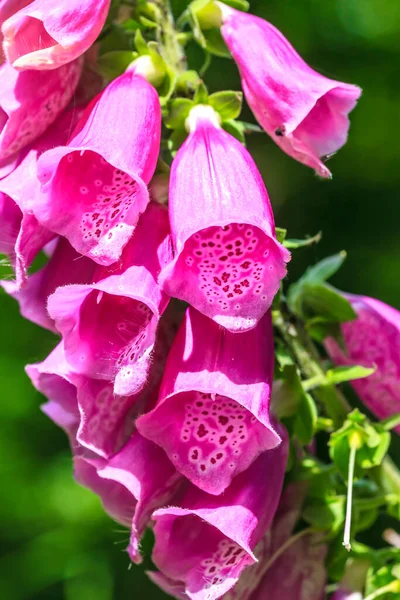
xmin=1 ymin=0 xmax=399 ymax=598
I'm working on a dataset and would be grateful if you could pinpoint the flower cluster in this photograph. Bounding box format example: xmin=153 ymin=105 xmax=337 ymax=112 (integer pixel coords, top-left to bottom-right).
xmin=0 ymin=1 xmax=398 ymax=599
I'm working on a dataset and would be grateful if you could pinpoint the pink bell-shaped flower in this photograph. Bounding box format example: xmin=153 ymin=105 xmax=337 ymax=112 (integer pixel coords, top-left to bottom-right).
xmin=33 ymin=71 xmax=161 ymax=265
xmin=74 ymin=432 xmax=182 ymax=564
xmin=47 ymin=203 xmax=172 ymax=396
xmin=0 ymin=58 xmax=82 ymax=161
xmin=137 ymin=306 xmax=280 ymax=495
xmin=219 ymin=3 xmax=361 ymax=178
xmin=2 ymin=237 xmax=96 ymax=331
xmin=0 ymin=107 xmax=84 ymax=287
xmin=2 ymin=0 xmax=111 ymax=69
xmin=159 ymin=104 xmax=289 ymax=333
xmin=148 ymin=439 xmax=288 ymax=600
xmin=325 ymin=293 xmax=400 ymax=434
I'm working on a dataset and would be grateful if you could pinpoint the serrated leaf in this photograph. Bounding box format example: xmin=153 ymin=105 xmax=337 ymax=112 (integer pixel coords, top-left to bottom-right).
xmin=325 ymin=365 xmax=375 ymax=386
xmin=96 ymin=50 xmax=136 ymax=80
xmin=208 ymin=90 xmax=242 ymax=121
xmin=165 ymin=98 xmax=194 ymax=129
xmin=222 ymin=119 xmax=246 ymax=145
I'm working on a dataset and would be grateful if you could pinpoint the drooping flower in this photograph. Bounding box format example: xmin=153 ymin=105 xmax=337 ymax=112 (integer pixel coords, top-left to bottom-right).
xmin=47 ymin=202 xmax=171 ymax=396
xmin=222 ymin=482 xmax=326 ymax=600
xmin=74 ymin=432 xmax=182 ymax=564
xmin=2 ymin=237 xmax=96 ymax=330
xmin=325 ymin=293 xmax=400 ymax=434
xmin=159 ymin=104 xmax=289 ymax=333
xmin=0 ymin=107 xmax=83 ymax=287
xmin=218 ymin=3 xmax=361 ymax=178
xmin=2 ymin=0 xmax=111 ymax=69
xmin=149 ymin=437 xmax=288 ymax=600
xmin=0 ymin=58 xmax=82 ymax=161
xmin=137 ymin=306 xmax=280 ymax=495
xmin=33 ymin=71 xmax=161 ymax=265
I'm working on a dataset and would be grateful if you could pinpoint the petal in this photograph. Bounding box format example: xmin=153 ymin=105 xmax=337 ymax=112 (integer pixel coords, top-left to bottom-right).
xmin=47 ymin=203 xmax=171 ymax=392
xmin=34 ymin=72 xmax=161 ymax=265
xmin=3 ymin=0 xmax=111 ymax=69
xmin=137 ymin=306 xmax=280 ymax=494
xmin=220 ymin=6 xmax=361 ymax=177
xmin=151 ymin=441 xmax=288 ymax=600
xmin=0 ymin=58 xmax=82 ymax=160
xmin=160 ymin=107 xmax=289 ymax=332
xmin=2 ymin=237 xmax=96 ymax=331
xmin=74 ymin=431 xmax=182 ymax=563
xmin=325 ymin=293 xmax=400 ymax=434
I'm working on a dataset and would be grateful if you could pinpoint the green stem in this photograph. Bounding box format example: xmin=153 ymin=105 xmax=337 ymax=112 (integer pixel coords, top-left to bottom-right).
xmin=273 ymin=308 xmax=400 ymax=499
xmin=260 ymin=527 xmax=315 ymax=574
xmin=154 ymin=0 xmax=186 ymax=72
xmin=363 ymin=581 xmax=400 ymax=600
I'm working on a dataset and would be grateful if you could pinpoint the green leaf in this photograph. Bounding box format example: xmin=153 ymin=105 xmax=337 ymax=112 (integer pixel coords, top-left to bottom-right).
xmin=223 ymin=0 xmax=249 ymax=9
xmin=295 ymin=392 xmax=318 ymax=445
xmin=303 ymin=283 xmax=357 ymax=322
xmin=275 ymin=227 xmax=287 ymax=244
xmin=208 ymin=91 xmax=242 ymax=121
xmin=325 ymin=365 xmax=375 ymax=386
xmin=193 ymin=80 xmax=209 ymax=104
xmin=302 ymin=251 xmax=347 ymax=284
xmin=134 ymin=29 xmax=148 ymax=54
xmin=306 ymin=317 xmax=342 ymax=343
xmin=222 ymin=119 xmax=246 ymax=145
xmin=176 ymin=70 xmax=201 ymax=94
xmin=302 ymin=496 xmax=345 ymax=532
xmin=326 ymin=534 xmax=350 ymax=581
xmin=283 ymin=231 xmax=322 ymax=249
xmin=165 ymin=98 xmax=194 ymax=129
xmin=203 ymin=28 xmax=231 ymax=58
xmin=168 ymin=128 xmax=188 ymax=156
xmin=96 ymin=50 xmax=136 ymax=80
xmin=380 ymin=412 xmax=400 ymax=431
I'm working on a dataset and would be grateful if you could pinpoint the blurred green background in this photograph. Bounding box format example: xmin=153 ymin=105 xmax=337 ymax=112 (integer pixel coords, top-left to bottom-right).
xmin=0 ymin=0 xmax=399 ymax=598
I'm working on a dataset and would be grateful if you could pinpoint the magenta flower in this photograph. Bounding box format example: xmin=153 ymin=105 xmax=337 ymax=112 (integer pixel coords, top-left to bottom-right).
xmin=0 ymin=107 xmax=83 ymax=287
xmin=2 ymin=0 xmax=111 ymax=69
xmin=33 ymin=71 xmax=161 ymax=265
xmin=325 ymin=293 xmax=400 ymax=434
xmin=222 ymin=483 xmax=326 ymax=600
xmin=159 ymin=105 xmax=289 ymax=333
xmin=26 ymin=342 xmax=81 ymax=444
xmin=219 ymin=4 xmax=361 ymax=178
xmin=47 ymin=203 xmax=171 ymax=396
xmin=0 ymin=58 xmax=82 ymax=161
xmin=74 ymin=432 xmax=182 ymax=564
xmin=149 ymin=439 xmax=288 ymax=600
xmin=0 ymin=0 xmax=31 ymax=64
xmin=2 ymin=237 xmax=96 ymax=331
xmin=137 ymin=306 xmax=280 ymax=495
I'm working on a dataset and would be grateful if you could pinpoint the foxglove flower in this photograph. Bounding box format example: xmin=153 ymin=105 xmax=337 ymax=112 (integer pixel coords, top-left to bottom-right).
xmin=219 ymin=3 xmax=361 ymax=178
xmin=159 ymin=105 xmax=289 ymax=332
xmin=149 ymin=439 xmax=288 ymax=600
xmin=75 ymin=431 xmax=182 ymax=564
xmin=34 ymin=71 xmax=161 ymax=265
xmin=0 ymin=107 xmax=83 ymax=286
xmin=0 ymin=58 xmax=82 ymax=161
xmin=47 ymin=203 xmax=171 ymax=396
xmin=3 ymin=237 xmax=96 ymax=330
xmin=137 ymin=306 xmax=280 ymax=495
xmin=2 ymin=0 xmax=111 ymax=69
xmin=325 ymin=293 xmax=400 ymax=434
xmin=26 ymin=342 xmax=81 ymax=444
xmin=224 ymin=483 xmax=326 ymax=600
